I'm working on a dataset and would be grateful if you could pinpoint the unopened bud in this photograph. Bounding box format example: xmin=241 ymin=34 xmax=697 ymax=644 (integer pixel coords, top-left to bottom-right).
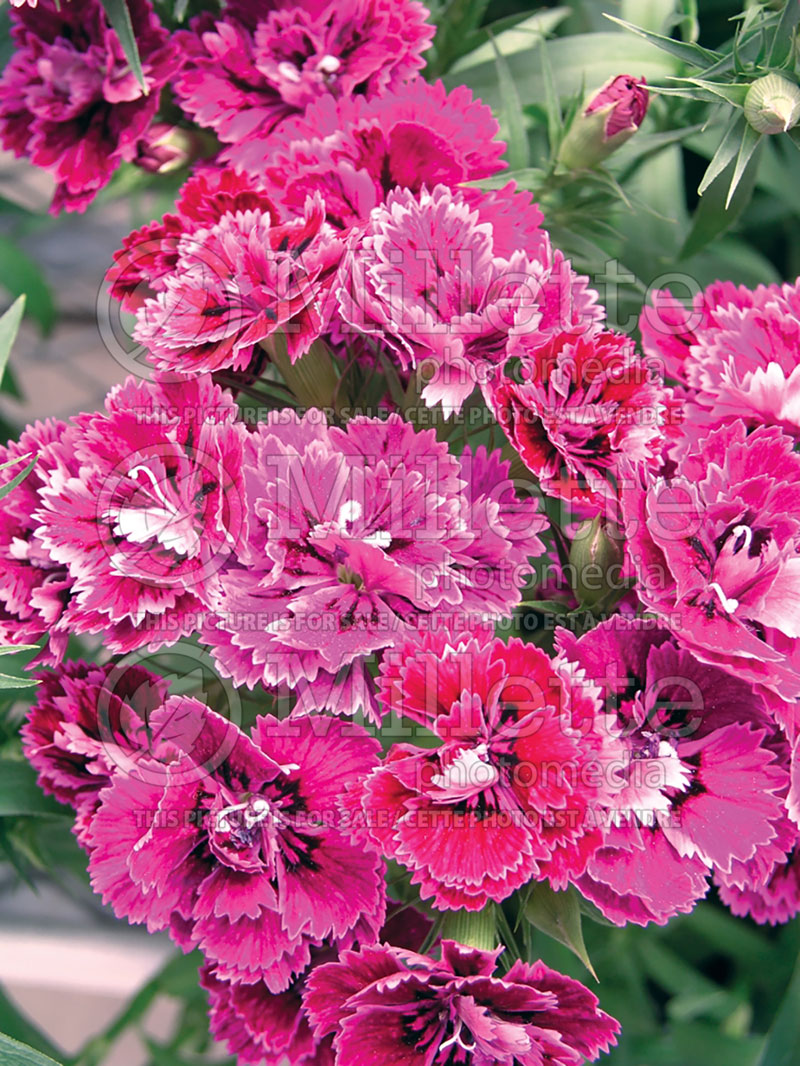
xmin=744 ymin=74 xmax=800 ymax=135
xmin=568 ymin=515 xmax=625 ymax=608
xmin=558 ymin=75 xmax=649 ymax=170
xmin=134 ymin=124 xmax=195 ymax=174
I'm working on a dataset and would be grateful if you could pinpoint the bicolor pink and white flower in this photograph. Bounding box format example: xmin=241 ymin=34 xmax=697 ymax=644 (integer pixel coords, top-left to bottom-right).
xmin=304 ymin=939 xmax=620 ymax=1065
xmin=337 ymin=184 xmax=601 ymax=413
xmin=621 ymin=420 xmax=800 ymax=700
xmin=87 ymin=699 xmax=385 ymax=986
xmin=558 ymin=618 xmax=789 ymax=925
xmin=352 ymin=627 xmax=614 ymax=910
xmin=202 ymin=411 xmax=545 ymax=718
xmin=0 ymin=0 xmax=177 ymax=213
xmin=34 ymin=375 xmax=251 ymax=652
xmin=173 ymin=0 xmax=433 ymax=151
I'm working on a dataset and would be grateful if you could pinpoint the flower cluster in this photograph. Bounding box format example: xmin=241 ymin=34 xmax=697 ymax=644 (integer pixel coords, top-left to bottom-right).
xmin=6 ymin=0 xmax=800 ymax=1061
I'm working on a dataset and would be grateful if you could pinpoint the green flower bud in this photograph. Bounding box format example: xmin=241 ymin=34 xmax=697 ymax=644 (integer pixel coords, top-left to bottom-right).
xmin=744 ymin=73 xmax=800 ymax=135
xmin=558 ymin=75 xmax=649 ymax=170
xmin=568 ymin=515 xmax=625 ymax=609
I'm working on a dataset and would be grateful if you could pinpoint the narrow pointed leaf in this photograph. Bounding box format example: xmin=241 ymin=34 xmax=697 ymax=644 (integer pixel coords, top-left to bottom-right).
xmin=767 ymin=0 xmax=800 ymax=67
xmin=681 ymin=134 xmax=763 ymax=258
xmin=0 ymin=454 xmax=38 ymax=502
xmin=0 ymin=1033 xmax=64 ymax=1066
xmin=726 ymin=124 xmax=763 ymax=209
xmin=755 ymin=952 xmax=800 ymax=1066
xmin=523 ymin=883 xmax=597 ymax=979
xmin=0 ymin=295 xmax=25 ymax=386
xmin=603 ymin=14 xmax=720 ymax=67
xmin=698 ymin=113 xmax=745 ymax=195
xmin=101 ymin=0 xmax=147 ymax=92
xmin=487 ymin=30 xmax=530 ymax=170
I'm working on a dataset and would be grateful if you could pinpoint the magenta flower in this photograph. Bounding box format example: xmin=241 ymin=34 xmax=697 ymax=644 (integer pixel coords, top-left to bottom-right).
xmin=354 ymin=627 xmax=613 ymax=910
xmin=173 ymin=0 xmax=433 ymax=150
xmin=108 ymin=167 xmax=280 ymax=315
xmin=304 ymin=939 xmax=620 ymax=1065
xmin=34 ymin=375 xmax=251 ymax=653
xmin=21 ymin=660 xmax=170 ymax=844
xmin=0 ymin=419 xmax=78 ymax=662
xmin=558 ymin=618 xmax=788 ymax=925
xmin=231 ymin=78 xmax=506 ymax=210
xmin=0 ymin=0 xmax=177 ymax=213
xmin=488 ymin=329 xmax=669 ymax=509
xmin=133 ymin=192 xmax=342 ymax=373
xmin=641 ymin=277 xmax=800 ymax=444
xmin=716 ymin=843 xmax=800 ymax=926
xmin=585 ymin=75 xmax=649 ymax=139
xmin=202 ymin=411 xmax=545 ymax=719
xmin=337 ymin=183 xmax=600 ymax=414
xmin=87 ymin=699 xmax=385 ymax=986
xmin=622 ymin=420 xmax=800 ymax=700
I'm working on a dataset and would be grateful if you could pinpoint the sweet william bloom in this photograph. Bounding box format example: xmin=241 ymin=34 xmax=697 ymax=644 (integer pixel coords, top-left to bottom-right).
xmin=173 ymin=0 xmax=433 ymax=149
xmin=200 ymin=903 xmax=431 ymax=1065
xmin=0 ymin=0 xmax=177 ymax=213
xmin=34 ymin=375 xmax=251 ymax=653
xmin=640 ymin=276 xmax=800 ymax=444
xmin=21 ymin=660 xmax=170 ymax=845
xmin=487 ymin=329 xmax=669 ymax=509
xmin=304 ymin=939 xmax=620 ymax=1065
xmin=133 ymin=193 xmax=342 ymax=372
xmin=337 ymin=183 xmax=600 ymax=414
xmin=202 ymin=412 xmax=546 ymax=719
xmin=232 ymin=78 xmax=507 ymax=214
xmin=622 ymin=420 xmax=800 ymax=700
xmin=559 ymin=76 xmax=649 ymax=170
xmin=353 ymin=628 xmax=614 ymax=910
xmin=87 ymin=700 xmax=385 ymax=987
xmin=716 ymin=843 xmax=800 ymax=926
xmin=0 ymin=420 xmax=78 ymax=663
xmin=558 ymin=618 xmax=788 ymax=926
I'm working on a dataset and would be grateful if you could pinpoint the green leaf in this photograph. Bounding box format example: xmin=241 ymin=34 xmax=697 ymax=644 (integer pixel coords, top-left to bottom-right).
xmin=767 ymin=0 xmax=800 ymax=67
xmin=522 ymin=883 xmax=596 ymax=979
xmin=680 ymin=133 xmax=763 ymax=259
xmin=755 ymin=953 xmax=800 ymax=1066
xmin=726 ymin=123 xmax=763 ymax=209
xmin=0 ymin=760 xmax=67 ymax=817
xmin=0 ymin=242 xmax=55 ymax=335
xmin=487 ymin=30 xmax=530 ymax=170
xmin=0 ymin=296 xmax=25 ymax=387
xmin=0 ymin=1032 xmax=64 ymax=1066
xmin=450 ymin=9 xmax=569 ymax=73
xmin=0 ymin=455 xmax=38 ymax=504
xmin=697 ymin=113 xmax=745 ymax=196
xmin=602 ymin=14 xmax=720 ymax=68
xmin=445 ymin=33 xmax=682 ymax=109
xmin=678 ymin=77 xmax=750 ymax=107
xmin=100 ymin=0 xmax=147 ymax=92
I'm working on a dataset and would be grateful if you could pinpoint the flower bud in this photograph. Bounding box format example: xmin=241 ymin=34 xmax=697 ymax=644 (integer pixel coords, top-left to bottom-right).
xmin=744 ymin=73 xmax=800 ymax=135
xmin=568 ymin=515 xmax=625 ymax=608
xmin=134 ymin=124 xmax=195 ymax=174
xmin=558 ymin=75 xmax=649 ymax=170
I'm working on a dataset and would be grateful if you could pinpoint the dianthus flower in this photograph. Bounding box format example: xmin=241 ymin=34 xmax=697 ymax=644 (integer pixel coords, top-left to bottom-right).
xmin=558 ymin=618 xmax=788 ymax=925
xmin=173 ymin=0 xmax=433 ymax=150
xmin=337 ymin=184 xmax=600 ymax=414
xmin=352 ymin=627 xmax=614 ymax=910
xmin=202 ymin=412 xmax=546 ymax=718
xmin=304 ymin=939 xmax=620 ymax=1065
xmin=87 ymin=699 xmax=384 ymax=986
xmin=34 ymin=375 xmax=251 ymax=652
xmin=0 ymin=0 xmax=177 ymax=213
xmin=621 ymin=421 xmax=800 ymax=700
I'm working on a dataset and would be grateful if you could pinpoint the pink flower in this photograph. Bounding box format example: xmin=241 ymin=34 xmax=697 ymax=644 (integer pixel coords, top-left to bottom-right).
xmin=230 ymin=78 xmax=506 ymax=208
xmin=173 ymin=0 xmax=433 ymax=149
xmin=488 ymin=329 xmax=669 ymax=509
xmin=21 ymin=659 xmax=170 ymax=844
xmin=87 ymin=699 xmax=385 ymax=986
xmin=108 ymin=167 xmax=280 ymax=315
xmin=34 ymin=375 xmax=251 ymax=653
xmin=200 ymin=903 xmax=431 ymax=1065
xmin=337 ymin=184 xmax=600 ymax=414
xmin=558 ymin=618 xmax=788 ymax=925
xmin=353 ymin=628 xmax=612 ymax=910
xmin=202 ymin=411 xmax=545 ymax=719
xmin=641 ymin=277 xmax=800 ymax=444
xmin=0 ymin=0 xmax=177 ymax=213
xmin=621 ymin=420 xmax=800 ymax=700
xmin=585 ymin=75 xmax=649 ymax=139
xmin=716 ymin=843 xmax=800 ymax=925
xmin=304 ymin=939 xmax=620 ymax=1066
xmin=133 ymin=193 xmax=343 ymax=372
xmin=0 ymin=419 xmax=78 ymax=662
